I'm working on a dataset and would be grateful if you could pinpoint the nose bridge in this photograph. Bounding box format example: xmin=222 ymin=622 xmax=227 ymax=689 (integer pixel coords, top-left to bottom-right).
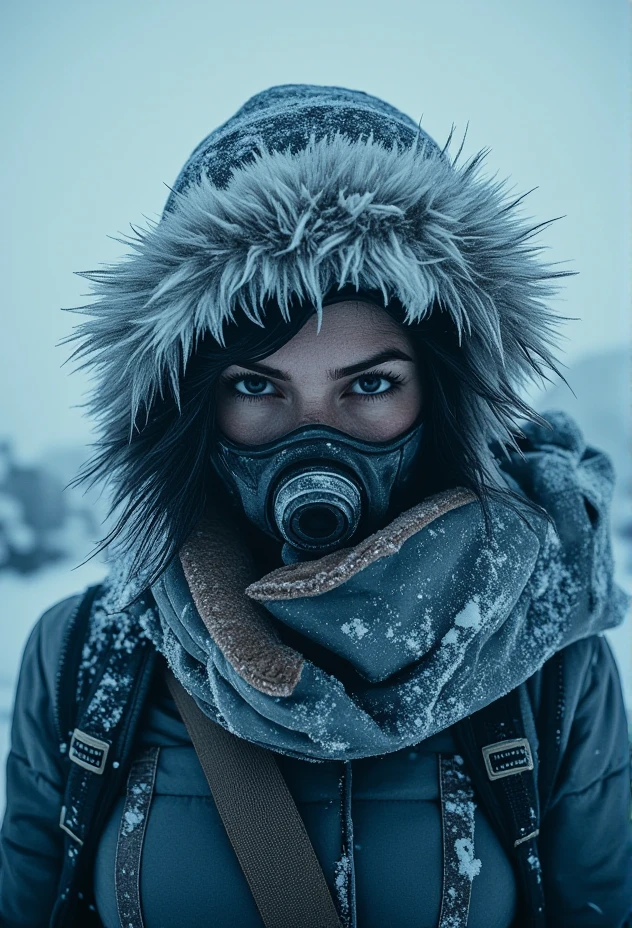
xmin=293 ymin=392 xmax=340 ymax=430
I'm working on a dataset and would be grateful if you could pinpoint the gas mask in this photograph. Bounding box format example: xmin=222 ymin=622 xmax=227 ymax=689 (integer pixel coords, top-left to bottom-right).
xmin=210 ymin=420 xmax=424 ymax=563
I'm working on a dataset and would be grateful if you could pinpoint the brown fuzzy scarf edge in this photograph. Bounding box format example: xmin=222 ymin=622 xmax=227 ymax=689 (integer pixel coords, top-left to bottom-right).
xmin=179 ymin=488 xmax=475 ymax=697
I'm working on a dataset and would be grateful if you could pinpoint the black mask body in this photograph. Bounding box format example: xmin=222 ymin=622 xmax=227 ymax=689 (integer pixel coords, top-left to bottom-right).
xmin=210 ymin=421 xmax=424 ymax=563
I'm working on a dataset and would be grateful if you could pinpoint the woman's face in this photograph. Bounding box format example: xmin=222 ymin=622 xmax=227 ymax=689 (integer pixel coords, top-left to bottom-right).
xmin=216 ymin=301 xmax=423 ymax=445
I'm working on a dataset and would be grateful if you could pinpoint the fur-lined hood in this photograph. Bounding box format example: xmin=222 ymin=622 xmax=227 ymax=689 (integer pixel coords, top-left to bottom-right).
xmin=68 ymin=83 xmax=566 ymax=432
xmin=65 ymin=84 xmax=571 ymax=576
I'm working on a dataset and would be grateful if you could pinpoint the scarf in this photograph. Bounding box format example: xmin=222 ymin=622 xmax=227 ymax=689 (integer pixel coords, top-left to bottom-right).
xmin=131 ymin=412 xmax=626 ymax=762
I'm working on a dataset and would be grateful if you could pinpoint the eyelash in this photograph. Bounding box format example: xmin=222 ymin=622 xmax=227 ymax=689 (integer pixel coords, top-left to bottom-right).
xmin=222 ymin=369 xmax=406 ymax=403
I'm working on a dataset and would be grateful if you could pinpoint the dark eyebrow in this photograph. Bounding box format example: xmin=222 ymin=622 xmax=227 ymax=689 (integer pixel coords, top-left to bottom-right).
xmin=230 ymin=360 xmax=292 ymax=381
xmin=328 ymin=349 xmax=415 ymax=380
xmin=230 ymin=349 xmax=415 ymax=383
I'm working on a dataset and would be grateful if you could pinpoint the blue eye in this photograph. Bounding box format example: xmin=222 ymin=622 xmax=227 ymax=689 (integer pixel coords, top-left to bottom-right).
xmin=350 ymin=375 xmax=393 ymax=395
xmin=233 ymin=376 xmax=276 ymax=396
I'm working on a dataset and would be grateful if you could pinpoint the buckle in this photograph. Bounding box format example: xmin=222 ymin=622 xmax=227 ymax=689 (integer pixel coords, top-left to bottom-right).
xmin=59 ymin=805 xmax=84 ymax=845
xmin=482 ymin=738 xmax=534 ymax=780
xmin=69 ymin=728 xmax=110 ymax=775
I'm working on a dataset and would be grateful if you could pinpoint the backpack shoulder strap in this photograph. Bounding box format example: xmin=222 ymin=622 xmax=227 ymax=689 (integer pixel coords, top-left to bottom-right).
xmin=453 ymin=685 xmax=547 ymax=928
xmin=51 ymin=586 xmax=158 ymax=928
xmin=165 ymin=664 xmax=344 ymax=928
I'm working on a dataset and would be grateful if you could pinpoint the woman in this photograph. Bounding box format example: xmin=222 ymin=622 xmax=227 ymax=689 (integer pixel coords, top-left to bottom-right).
xmin=1 ymin=84 xmax=630 ymax=927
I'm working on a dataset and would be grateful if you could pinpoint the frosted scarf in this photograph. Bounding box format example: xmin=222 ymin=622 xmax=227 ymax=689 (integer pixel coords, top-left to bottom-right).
xmin=137 ymin=412 xmax=626 ymax=762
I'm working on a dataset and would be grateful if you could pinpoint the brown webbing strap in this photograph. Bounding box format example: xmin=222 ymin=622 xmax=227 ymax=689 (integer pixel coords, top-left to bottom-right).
xmin=165 ymin=668 xmax=343 ymax=928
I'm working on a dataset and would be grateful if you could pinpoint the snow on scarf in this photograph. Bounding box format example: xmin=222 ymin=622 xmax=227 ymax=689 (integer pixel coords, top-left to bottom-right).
xmin=96 ymin=411 xmax=626 ymax=763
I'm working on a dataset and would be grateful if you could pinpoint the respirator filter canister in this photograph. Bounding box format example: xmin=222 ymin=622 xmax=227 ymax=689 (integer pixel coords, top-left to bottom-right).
xmin=210 ymin=421 xmax=424 ymax=559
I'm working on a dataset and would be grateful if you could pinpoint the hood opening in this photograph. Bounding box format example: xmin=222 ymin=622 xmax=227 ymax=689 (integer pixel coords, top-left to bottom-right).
xmin=63 ymin=84 xmax=571 ymax=588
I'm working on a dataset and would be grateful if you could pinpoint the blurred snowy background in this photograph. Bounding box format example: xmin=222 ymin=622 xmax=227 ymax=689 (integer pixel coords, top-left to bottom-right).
xmin=1 ymin=0 xmax=630 ymax=811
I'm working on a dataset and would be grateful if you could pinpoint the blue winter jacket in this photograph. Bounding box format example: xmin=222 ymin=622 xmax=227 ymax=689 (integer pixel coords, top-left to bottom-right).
xmin=0 ymin=589 xmax=631 ymax=926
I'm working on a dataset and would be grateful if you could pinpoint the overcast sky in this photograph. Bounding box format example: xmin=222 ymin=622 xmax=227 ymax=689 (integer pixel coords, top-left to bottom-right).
xmin=1 ymin=0 xmax=629 ymax=459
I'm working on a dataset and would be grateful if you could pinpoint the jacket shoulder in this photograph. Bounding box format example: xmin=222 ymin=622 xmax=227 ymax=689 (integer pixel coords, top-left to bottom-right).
xmin=26 ymin=593 xmax=85 ymax=694
xmin=527 ymin=633 xmax=608 ymax=717
xmin=15 ymin=585 xmax=121 ymax=755
xmin=3 ymin=596 xmax=85 ymax=826
xmin=534 ymin=633 xmax=632 ymax=923
xmin=557 ymin=633 xmax=628 ymax=792
xmin=16 ymin=594 xmax=84 ymax=711
xmin=528 ymin=633 xmax=628 ymax=793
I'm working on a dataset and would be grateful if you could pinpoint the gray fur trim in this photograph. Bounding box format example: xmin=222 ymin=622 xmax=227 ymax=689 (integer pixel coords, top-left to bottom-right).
xmin=66 ymin=132 xmax=566 ymax=440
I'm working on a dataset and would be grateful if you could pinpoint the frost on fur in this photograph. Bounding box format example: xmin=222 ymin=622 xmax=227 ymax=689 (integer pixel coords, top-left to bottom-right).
xmin=66 ymin=132 xmax=566 ymax=438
